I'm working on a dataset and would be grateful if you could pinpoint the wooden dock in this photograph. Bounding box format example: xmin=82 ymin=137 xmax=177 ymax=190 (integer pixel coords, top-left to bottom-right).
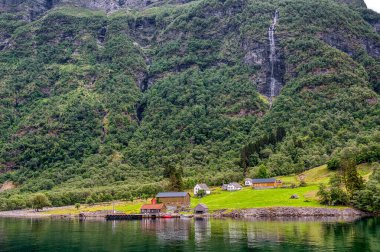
xmin=106 ymin=214 xmax=143 ymax=220
xmin=105 ymin=213 xmax=180 ymax=220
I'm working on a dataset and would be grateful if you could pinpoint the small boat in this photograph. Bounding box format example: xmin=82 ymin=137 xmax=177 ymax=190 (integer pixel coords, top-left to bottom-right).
xmin=162 ymin=215 xmax=172 ymax=219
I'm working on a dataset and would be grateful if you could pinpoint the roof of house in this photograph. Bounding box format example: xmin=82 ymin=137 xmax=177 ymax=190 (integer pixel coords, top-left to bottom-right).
xmin=141 ymin=204 xmax=164 ymax=210
xmin=245 ymin=178 xmax=253 ymax=182
xmin=194 ymin=203 xmax=208 ymax=211
xmin=251 ymin=178 xmax=277 ymax=183
xmin=195 ymin=183 xmax=210 ymax=190
xmin=156 ymin=192 xmax=189 ymax=198
xmin=230 ymin=182 xmax=242 ymax=188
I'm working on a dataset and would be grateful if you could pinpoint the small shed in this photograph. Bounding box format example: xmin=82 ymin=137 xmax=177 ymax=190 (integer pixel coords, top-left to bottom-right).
xmin=194 ymin=204 xmax=209 ymax=214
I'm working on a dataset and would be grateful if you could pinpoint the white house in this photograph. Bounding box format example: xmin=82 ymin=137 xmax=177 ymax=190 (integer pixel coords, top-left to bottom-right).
xmin=222 ymin=182 xmax=243 ymax=191
xmin=194 ymin=183 xmax=211 ymax=195
xmin=245 ymin=178 xmax=253 ymax=186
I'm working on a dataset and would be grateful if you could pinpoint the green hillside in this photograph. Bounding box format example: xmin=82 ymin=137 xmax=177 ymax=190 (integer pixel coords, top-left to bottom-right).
xmin=41 ymin=164 xmax=374 ymax=214
xmin=0 ymin=0 xmax=379 ymax=209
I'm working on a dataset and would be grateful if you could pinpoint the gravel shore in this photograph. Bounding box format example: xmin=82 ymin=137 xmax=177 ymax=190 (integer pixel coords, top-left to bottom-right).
xmin=0 ymin=209 xmax=50 ymax=218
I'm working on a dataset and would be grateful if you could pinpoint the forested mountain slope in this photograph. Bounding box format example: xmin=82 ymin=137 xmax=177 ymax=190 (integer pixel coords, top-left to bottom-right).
xmin=0 ymin=0 xmax=379 ymax=206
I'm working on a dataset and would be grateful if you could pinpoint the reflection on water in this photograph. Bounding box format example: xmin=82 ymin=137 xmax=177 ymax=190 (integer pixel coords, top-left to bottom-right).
xmin=194 ymin=218 xmax=211 ymax=244
xmin=141 ymin=219 xmax=191 ymax=241
xmin=0 ymin=217 xmax=379 ymax=251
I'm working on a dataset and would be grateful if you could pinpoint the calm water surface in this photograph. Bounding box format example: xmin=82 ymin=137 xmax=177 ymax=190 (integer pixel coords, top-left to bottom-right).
xmin=0 ymin=217 xmax=379 ymax=251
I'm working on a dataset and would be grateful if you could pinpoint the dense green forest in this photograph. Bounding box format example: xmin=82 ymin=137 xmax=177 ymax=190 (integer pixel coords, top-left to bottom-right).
xmin=0 ymin=0 xmax=379 ymax=209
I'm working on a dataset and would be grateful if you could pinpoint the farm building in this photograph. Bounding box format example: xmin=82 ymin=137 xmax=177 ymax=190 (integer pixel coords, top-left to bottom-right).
xmin=194 ymin=184 xmax=211 ymax=195
xmin=140 ymin=204 xmax=166 ymax=214
xmin=194 ymin=204 xmax=209 ymax=214
xmin=222 ymin=182 xmax=242 ymax=191
xmin=156 ymin=192 xmax=191 ymax=207
xmin=251 ymin=178 xmax=282 ymax=189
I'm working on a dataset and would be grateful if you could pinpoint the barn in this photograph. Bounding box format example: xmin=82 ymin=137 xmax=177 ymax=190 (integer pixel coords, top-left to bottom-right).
xmin=156 ymin=192 xmax=191 ymax=207
xmin=251 ymin=178 xmax=282 ymax=189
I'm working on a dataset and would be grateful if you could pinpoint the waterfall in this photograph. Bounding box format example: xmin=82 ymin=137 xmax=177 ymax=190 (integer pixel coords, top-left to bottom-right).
xmin=268 ymin=10 xmax=279 ymax=107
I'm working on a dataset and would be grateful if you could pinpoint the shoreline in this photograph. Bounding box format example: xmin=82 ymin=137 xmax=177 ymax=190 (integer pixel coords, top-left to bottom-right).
xmin=0 ymin=206 xmax=370 ymax=219
xmin=213 ymin=207 xmax=368 ymax=218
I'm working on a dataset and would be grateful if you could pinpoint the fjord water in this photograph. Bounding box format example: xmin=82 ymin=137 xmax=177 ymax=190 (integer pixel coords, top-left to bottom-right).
xmin=0 ymin=217 xmax=379 ymax=252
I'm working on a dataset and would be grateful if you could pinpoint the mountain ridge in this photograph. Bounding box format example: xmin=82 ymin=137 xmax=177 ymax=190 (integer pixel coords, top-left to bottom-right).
xmin=0 ymin=0 xmax=369 ymax=20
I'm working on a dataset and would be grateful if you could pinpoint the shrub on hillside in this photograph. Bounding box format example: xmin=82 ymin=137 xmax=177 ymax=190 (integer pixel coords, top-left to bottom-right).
xmin=327 ymin=157 xmax=340 ymax=170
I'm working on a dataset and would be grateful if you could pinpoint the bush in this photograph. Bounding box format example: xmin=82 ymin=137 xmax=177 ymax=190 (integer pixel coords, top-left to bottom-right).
xmin=5 ymin=195 xmax=27 ymax=210
xmin=85 ymin=196 xmax=95 ymax=205
xmin=30 ymin=193 xmax=51 ymax=211
xmin=299 ymin=180 xmax=307 ymax=187
xmin=317 ymin=183 xmax=349 ymax=206
xmin=196 ymin=189 xmax=206 ymax=198
xmin=327 ymin=157 xmax=340 ymax=170
xmin=75 ymin=203 xmax=80 ymax=210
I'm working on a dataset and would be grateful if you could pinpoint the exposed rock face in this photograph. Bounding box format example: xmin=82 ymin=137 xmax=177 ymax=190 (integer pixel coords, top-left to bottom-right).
xmin=0 ymin=181 xmax=15 ymax=193
xmin=322 ymin=32 xmax=380 ymax=60
xmin=374 ymin=21 xmax=380 ymax=34
xmin=246 ymin=11 xmax=285 ymax=100
xmin=242 ymin=37 xmax=285 ymax=99
xmin=335 ymin=0 xmax=367 ymax=8
xmin=359 ymin=9 xmax=380 ymax=35
xmin=0 ymin=0 xmax=194 ymax=20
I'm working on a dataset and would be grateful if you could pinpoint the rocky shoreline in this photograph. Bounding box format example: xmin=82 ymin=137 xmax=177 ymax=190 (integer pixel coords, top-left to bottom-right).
xmin=214 ymin=207 xmax=367 ymax=218
xmin=0 ymin=206 xmax=369 ymax=220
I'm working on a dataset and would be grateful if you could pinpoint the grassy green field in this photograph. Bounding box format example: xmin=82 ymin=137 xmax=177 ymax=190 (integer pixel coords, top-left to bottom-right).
xmin=44 ymin=164 xmax=374 ymax=214
xmin=191 ymin=186 xmax=322 ymax=211
xmin=191 ymin=164 xmax=373 ymax=211
xmin=45 ymin=200 xmax=148 ymax=215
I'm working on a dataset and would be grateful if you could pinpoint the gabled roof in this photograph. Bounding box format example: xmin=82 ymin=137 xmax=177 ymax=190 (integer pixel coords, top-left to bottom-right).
xmin=156 ymin=192 xmax=189 ymax=198
xmin=195 ymin=183 xmax=210 ymax=190
xmin=245 ymin=178 xmax=253 ymax=182
xmin=141 ymin=204 xmax=164 ymax=210
xmin=194 ymin=203 xmax=208 ymax=211
xmin=229 ymin=182 xmax=242 ymax=188
xmin=251 ymin=178 xmax=277 ymax=183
